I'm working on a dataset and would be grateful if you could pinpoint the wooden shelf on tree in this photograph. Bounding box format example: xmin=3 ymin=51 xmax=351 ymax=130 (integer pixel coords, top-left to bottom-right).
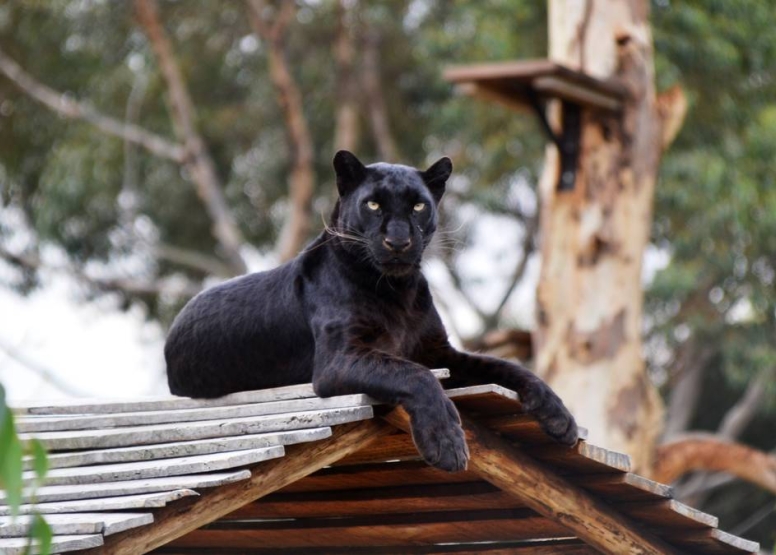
xmin=444 ymin=59 xmax=627 ymax=112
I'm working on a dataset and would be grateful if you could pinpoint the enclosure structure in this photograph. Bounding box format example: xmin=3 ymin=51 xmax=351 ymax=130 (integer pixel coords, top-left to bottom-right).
xmin=0 ymin=370 xmax=758 ymax=554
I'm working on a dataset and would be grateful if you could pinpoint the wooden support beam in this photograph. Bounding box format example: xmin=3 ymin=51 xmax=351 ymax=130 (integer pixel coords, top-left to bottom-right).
xmin=80 ymin=419 xmax=395 ymax=555
xmin=382 ymin=409 xmax=681 ymax=555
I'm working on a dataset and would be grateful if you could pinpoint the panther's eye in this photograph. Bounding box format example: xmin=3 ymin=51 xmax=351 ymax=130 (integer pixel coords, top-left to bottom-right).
xmin=366 ymin=201 xmax=380 ymax=211
xmin=413 ymin=203 xmax=426 ymax=213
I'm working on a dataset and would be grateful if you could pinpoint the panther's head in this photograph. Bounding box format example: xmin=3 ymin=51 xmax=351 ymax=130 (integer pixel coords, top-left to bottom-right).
xmin=331 ymin=150 xmax=452 ymax=277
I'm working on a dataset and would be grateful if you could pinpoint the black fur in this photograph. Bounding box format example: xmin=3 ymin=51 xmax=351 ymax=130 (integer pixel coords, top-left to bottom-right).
xmin=165 ymin=151 xmax=577 ymax=471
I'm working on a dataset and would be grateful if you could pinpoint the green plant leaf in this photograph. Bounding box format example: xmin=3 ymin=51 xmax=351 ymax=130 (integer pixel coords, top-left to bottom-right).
xmin=29 ymin=439 xmax=48 ymax=487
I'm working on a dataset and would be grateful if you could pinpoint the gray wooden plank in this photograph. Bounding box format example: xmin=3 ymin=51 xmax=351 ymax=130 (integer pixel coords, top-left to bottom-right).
xmin=16 ymin=394 xmax=374 ymax=433
xmin=23 ymin=446 xmax=284 ymax=487
xmin=13 ymin=369 xmax=450 ymax=415
xmin=0 ymin=512 xmax=152 ymax=537
xmin=0 ymin=489 xmax=197 ymax=516
xmin=0 ymin=534 xmax=103 ymax=554
xmin=19 ymin=406 xmax=374 ymax=451
xmin=1 ymin=470 xmax=251 ymax=504
xmin=23 ymin=428 xmax=331 ymax=470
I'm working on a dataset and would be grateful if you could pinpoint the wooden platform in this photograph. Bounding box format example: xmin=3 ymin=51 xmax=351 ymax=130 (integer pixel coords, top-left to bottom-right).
xmin=444 ymin=59 xmax=628 ymax=113
xmin=1 ymin=370 xmax=759 ymax=554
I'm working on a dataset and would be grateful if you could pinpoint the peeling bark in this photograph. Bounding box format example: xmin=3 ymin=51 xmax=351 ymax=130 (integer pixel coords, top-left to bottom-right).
xmin=535 ymin=0 xmax=685 ymax=471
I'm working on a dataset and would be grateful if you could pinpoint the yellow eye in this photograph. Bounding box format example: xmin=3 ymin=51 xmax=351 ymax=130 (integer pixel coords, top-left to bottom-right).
xmin=367 ymin=201 xmax=380 ymax=211
xmin=413 ymin=203 xmax=426 ymax=212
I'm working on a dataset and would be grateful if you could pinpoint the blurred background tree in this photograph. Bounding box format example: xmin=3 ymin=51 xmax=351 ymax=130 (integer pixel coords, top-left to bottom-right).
xmin=0 ymin=0 xmax=773 ymax=548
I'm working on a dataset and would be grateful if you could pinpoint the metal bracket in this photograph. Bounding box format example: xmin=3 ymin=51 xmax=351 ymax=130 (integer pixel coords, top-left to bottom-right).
xmin=527 ymin=90 xmax=582 ymax=191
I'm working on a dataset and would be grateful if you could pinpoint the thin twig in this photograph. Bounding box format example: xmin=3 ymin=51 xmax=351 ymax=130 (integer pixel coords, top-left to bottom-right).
xmin=0 ymin=47 xmax=184 ymax=162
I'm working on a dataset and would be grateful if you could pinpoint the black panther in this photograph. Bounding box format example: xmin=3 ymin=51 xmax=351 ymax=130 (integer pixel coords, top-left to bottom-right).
xmin=165 ymin=151 xmax=577 ymax=471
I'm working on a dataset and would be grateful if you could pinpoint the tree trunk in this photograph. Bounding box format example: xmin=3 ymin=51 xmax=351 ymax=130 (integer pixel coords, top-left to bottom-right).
xmin=534 ymin=0 xmax=685 ymax=471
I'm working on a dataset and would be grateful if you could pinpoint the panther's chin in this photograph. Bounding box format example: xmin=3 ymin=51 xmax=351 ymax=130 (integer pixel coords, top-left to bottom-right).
xmin=379 ymin=260 xmax=417 ymax=277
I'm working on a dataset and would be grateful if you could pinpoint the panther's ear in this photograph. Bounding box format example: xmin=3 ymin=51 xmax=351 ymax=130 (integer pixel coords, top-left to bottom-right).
xmin=333 ymin=150 xmax=366 ymax=197
xmin=421 ymin=157 xmax=452 ymax=204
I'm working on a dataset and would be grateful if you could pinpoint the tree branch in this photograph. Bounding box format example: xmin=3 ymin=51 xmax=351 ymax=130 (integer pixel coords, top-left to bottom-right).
xmin=134 ymin=0 xmax=248 ymax=275
xmin=482 ymin=215 xmax=538 ymax=330
xmin=718 ymin=365 xmax=774 ymax=440
xmin=155 ymin=243 xmax=234 ymax=277
xmin=654 ymin=434 xmax=776 ymax=496
xmin=0 ymin=47 xmax=185 ymax=162
xmin=0 ymin=244 xmax=202 ymax=300
xmin=247 ymin=0 xmax=316 ymax=262
xmin=333 ymin=0 xmax=360 ymax=152
xmin=661 ymin=338 xmax=716 ymax=441
xmin=361 ymin=27 xmax=399 ymax=161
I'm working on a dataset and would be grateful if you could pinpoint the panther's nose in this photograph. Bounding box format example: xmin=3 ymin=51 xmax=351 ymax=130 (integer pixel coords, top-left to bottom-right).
xmin=383 ymin=237 xmax=412 ymax=253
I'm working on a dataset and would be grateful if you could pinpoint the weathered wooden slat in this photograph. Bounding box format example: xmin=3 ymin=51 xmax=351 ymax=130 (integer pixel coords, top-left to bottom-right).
xmin=16 ymin=395 xmax=373 ymax=433
xmin=228 ymin=482 xmax=522 ymax=518
xmin=0 ymin=512 xmax=153 ymax=537
xmin=481 ymin=414 xmax=589 ymax=444
xmin=1 ymin=490 xmax=197 ymax=516
xmin=525 ymin=441 xmax=631 ymax=474
xmin=80 ymin=420 xmax=396 ymax=555
xmin=152 ymin=540 xmax=598 ymax=555
xmin=24 ymin=446 xmax=284 ymax=487
xmin=280 ymin=460 xmax=480 ymax=493
xmin=383 ymin=409 xmax=680 ymax=555
xmin=1 ymin=470 xmax=250 ymax=504
xmin=12 ymin=369 xmax=449 ymax=415
xmin=571 ymin=472 xmax=673 ymax=502
xmin=171 ymin=509 xmax=572 ymax=548
xmin=621 ymin=499 xmax=718 ymax=530
xmin=0 ymin=534 xmax=103 ymax=555
xmin=19 ymin=406 xmax=373 ymax=451
xmin=665 ymin=528 xmax=760 ymax=554
xmin=23 ymin=428 xmax=331 ymax=470
xmin=333 ymin=431 xmax=421 ymax=465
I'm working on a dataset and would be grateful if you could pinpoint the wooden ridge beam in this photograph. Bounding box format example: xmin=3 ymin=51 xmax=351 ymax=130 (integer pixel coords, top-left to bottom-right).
xmin=382 ymin=409 xmax=681 ymax=555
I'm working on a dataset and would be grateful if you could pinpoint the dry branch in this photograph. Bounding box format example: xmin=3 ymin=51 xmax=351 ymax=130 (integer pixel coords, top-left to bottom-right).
xmin=247 ymin=0 xmax=316 ymax=262
xmin=134 ymin=0 xmax=248 ymax=275
xmin=0 ymin=47 xmax=184 ymax=162
xmin=654 ymin=434 xmax=776 ymax=496
xmin=361 ymin=28 xmax=399 ymax=161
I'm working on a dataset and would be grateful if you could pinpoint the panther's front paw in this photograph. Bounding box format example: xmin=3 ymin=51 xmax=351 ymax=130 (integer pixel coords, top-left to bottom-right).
xmin=409 ymin=396 xmax=469 ymax=472
xmin=520 ymin=379 xmax=578 ymax=446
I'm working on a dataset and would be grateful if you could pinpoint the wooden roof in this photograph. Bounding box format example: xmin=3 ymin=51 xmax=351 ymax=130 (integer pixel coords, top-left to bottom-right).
xmin=1 ymin=370 xmax=759 ymax=555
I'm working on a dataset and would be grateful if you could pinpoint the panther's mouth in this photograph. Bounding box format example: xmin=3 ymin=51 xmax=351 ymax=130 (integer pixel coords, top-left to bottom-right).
xmin=379 ymin=258 xmax=416 ymax=276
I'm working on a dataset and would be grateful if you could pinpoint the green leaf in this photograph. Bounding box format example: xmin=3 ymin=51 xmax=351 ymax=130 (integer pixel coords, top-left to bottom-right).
xmin=29 ymin=439 xmax=48 ymax=487
xmin=0 ymin=408 xmax=24 ymax=514
xmin=30 ymin=513 xmax=53 ymax=555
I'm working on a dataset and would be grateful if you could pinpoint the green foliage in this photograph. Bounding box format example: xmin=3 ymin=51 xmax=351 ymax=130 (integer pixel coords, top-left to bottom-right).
xmin=0 ymin=383 xmax=52 ymax=555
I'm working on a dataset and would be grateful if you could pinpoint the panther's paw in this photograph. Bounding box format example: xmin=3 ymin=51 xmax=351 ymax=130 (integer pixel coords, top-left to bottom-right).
xmin=520 ymin=379 xmax=578 ymax=446
xmin=409 ymin=396 xmax=469 ymax=472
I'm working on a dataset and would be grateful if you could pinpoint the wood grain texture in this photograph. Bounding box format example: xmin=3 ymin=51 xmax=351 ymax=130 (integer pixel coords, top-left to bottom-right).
xmin=1 ymin=490 xmax=197 ymax=516
xmin=16 ymin=395 xmax=372 ymax=433
xmin=0 ymin=534 xmax=104 ymax=554
xmin=26 ymin=446 xmax=284 ymax=487
xmin=20 ymin=406 xmax=373 ymax=451
xmin=79 ymin=419 xmax=395 ymax=555
xmin=2 ymin=470 xmax=250 ymax=504
xmin=23 ymin=428 xmax=330 ymax=470
xmin=169 ymin=510 xmax=571 ymax=548
xmin=0 ymin=512 xmax=153 ymax=537
xmin=383 ymin=408 xmax=681 ymax=555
